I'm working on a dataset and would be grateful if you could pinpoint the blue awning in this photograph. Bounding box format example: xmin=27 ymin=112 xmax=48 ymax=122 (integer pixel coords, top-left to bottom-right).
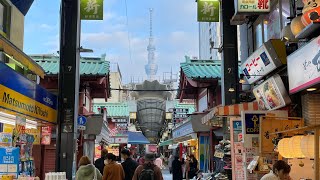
xmin=10 ymin=0 xmax=34 ymax=16
xmin=126 ymin=131 xmax=150 ymax=144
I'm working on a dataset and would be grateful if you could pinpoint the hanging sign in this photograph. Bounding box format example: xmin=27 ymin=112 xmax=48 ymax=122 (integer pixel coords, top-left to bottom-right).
xmin=253 ymin=74 xmax=291 ymax=110
xmin=241 ymin=40 xmax=285 ymax=84
xmin=80 ymin=0 xmax=103 ymax=20
xmin=41 ymin=126 xmax=52 ymax=145
xmin=25 ymin=127 xmax=41 ymax=145
xmin=197 ymin=0 xmax=220 ymax=22
xmin=0 ymin=133 xmax=12 ymax=147
xmin=0 ymin=147 xmax=20 ymax=178
xmin=288 ymin=36 xmax=320 ymax=94
xmin=236 ymin=0 xmax=270 ymax=13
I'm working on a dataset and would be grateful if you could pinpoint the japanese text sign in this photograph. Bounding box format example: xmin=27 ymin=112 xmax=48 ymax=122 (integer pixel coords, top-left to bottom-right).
xmin=288 ymin=36 xmax=320 ymax=94
xmin=80 ymin=0 xmax=103 ymax=20
xmin=0 ymin=147 xmax=20 ymax=178
xmin=241 ymin=43 xmax=279 ymax=84
xmin=237 ymin=0 xmax=270 ymax=13
xmin=198 ymin=0 xmax=220 ymax=22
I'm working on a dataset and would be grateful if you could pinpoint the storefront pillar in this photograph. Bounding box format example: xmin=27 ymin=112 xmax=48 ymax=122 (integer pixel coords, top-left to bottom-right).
xmin=56 ymin=0 xmax=80 ymax=179
xmin=221 ymin=0 xmax=239 ymax=106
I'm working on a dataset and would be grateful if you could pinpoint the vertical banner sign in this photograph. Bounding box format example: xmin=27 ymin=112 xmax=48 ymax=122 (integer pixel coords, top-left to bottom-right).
xmin=0 ymin=147 xmax=20 ymax=178
xmin=41 ymin=126 xmax=52 ymax=145
xmin=13 ymin=116 xmax=26 ymax=146
xmin=80 ymin=0 xmax=103 ymax=20
xmin=197 ymin=0 xmax=220 ymax=22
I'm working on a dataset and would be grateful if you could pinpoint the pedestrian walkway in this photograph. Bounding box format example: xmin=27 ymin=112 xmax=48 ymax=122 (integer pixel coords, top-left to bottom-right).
xmin=162 ymin=168 xmax=172 ymax=180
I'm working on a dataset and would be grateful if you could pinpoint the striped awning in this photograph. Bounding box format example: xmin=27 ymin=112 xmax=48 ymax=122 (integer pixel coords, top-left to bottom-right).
xmin=202 ymin=101 xmax=259 ymax=125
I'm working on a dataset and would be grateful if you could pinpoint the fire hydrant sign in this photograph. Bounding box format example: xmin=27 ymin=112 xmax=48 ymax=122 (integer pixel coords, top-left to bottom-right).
xmin=197 ymin=0 xmax=220 ymax=22
xmin=80 ymin=0 xmax=103 ymax=20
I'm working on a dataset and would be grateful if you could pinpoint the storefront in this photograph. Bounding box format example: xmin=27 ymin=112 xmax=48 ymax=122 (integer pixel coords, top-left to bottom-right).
xmin=0 ymin=61 xmax=57 ymax=178
xmin=172 ymin=114 xmax=210 ymax=171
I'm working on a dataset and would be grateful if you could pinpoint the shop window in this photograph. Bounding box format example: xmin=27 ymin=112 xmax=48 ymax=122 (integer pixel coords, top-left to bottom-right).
xmin=254 ymin=21 xmax=263 ymax=50
xmin=263 ymin=4 xmax=281 ymax=41
xmin=0 ymin=0 xmax=10 ymax=36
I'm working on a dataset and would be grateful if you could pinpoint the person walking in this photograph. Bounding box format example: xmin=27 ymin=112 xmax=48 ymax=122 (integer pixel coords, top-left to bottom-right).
xmin=94 ymin=149 xmax=108 ymax=174
xmin=168 ymin=154 xmax=174 ymax=174
xmin=185 ymin=155 xmax=190 ymax=180
xmin=261 ymin=160 xmax=292 ymax=180
xmin=132 ymin=153 xmax=164 ymax=180
xmin=103 ymin=153 xmax=125 ymax=180
xmin=121 ymin=149 xmax=139 ymax=180
xmin=188 ymin=154 xmax=198 ymax=179
xmin=154 ymin=154 xmax=164 ymax=169
xmin=76 ymin=156 xmax=102 ymax=180
xmin=172 ymin=156 xmax=183 ymax=180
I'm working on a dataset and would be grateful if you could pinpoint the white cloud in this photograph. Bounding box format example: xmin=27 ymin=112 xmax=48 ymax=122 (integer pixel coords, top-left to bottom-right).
xmin=39 ymin=23 xmax=55 ymax=30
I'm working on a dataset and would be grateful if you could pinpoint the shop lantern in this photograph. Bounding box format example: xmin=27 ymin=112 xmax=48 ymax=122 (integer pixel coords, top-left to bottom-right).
xmin=300 ymin=135 xmax=318 ymax=158
xmin=289 ymin=135 xmax=305 ymax=158
xmin=278 ymin=138 xmax=294 ymax=158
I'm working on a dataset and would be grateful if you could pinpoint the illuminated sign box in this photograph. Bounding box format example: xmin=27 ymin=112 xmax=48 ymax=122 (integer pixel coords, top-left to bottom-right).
xmin=241 ymin=39 xmax=286 ymax=84
xmin=235 ymin=0 xmax=270 ymax=13
xmin=288 ymin=35 xmax=320 ymax=94
xmin=253 ymin=74 xmax=291 ymax=111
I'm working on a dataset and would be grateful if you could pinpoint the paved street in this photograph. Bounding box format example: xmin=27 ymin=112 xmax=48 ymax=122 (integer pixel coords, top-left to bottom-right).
xmin=162 ymin=169 xmax=172 ymax=180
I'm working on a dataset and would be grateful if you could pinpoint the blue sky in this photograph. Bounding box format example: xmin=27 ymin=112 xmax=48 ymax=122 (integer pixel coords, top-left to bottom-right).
xmin=24 ymin=0 xmax=199 ymax=83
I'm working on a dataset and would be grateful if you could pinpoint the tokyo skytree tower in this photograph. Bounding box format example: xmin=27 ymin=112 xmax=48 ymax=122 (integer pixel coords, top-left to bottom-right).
xmin=145 ymin=8 xmax=158 ymax=81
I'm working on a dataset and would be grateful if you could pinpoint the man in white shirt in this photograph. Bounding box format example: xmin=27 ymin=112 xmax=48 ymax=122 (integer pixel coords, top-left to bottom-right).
xmin=261 ymin=160 xmax=292 ymax=180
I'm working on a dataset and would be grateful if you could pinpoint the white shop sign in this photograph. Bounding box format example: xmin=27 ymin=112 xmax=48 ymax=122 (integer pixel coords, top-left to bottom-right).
xmin=287 ymin=36 xmax=320 ymax=94
xmin=241 ymin=42 xmax=282 ymax=84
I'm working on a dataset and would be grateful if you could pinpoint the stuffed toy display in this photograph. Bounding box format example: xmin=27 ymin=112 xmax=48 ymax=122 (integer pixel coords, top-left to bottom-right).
xmin=301 ymin=0 xmax=320 ymax=26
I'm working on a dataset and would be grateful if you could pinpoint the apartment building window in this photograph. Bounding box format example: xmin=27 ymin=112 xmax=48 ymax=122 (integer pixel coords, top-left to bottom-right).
xmin=0 ymin=0 xmax=10 ymax=36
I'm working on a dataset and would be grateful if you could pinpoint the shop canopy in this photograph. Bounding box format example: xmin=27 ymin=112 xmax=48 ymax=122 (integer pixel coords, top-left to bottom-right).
xmin=159 ymin=139 xmax=173 ymax=146
xmin=0 ymin=35 xmax=45 ymax=78
xmin=201 ymin=101 xmax=259 ymax=126
xmin=126 ymin=131 xmax=150 ymax=144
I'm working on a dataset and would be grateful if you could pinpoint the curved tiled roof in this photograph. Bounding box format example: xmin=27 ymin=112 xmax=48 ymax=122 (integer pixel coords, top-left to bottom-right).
xmin=93 ymin=102 xmax=129 ymax=117
xmin=180 ymin=56 xmax=242 ymax=79
xmin=31 ymin=55 xmax=109 ymax=76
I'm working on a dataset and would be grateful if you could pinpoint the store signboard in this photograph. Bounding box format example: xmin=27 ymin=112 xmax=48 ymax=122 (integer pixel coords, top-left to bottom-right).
xmin=197 ymin=0 xmax=220 ymax=22
xmin=253 ymin=75 xmax=291 ymax=111
xmin=80 ymin=0 xmax=103 ymax=20
xmin=0 ymin=62 xmax=58 ymax=123
xmin=114 ymin=136 xmax=128 ymax=144
xmin=288 ymin=36 xmax=320 ymax=94
xmin=107 ymin=148 xmax=119 ymax=156
xmin=241 ymin=41 xmax=283 ymax=84
xmin=172 ymin=122 xmax=193 ymax=139
xmin=0 ymin=147 xmax=19 ymax=178
xmin=235 ymin=0 xmax=270 ymax=13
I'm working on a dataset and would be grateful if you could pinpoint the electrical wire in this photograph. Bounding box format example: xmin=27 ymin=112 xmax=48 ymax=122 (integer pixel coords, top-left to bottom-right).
xmin=124 ymin=0 xmax=133 ymax=64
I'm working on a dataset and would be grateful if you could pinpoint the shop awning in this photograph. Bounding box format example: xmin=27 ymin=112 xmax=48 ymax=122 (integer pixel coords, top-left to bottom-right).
xmin=0 ymin=35 xmax=45 ymax=78
xmin=126 ymin=131 xmax=150 ymax=144
xmin=159 ymin=139 xmax=173 ymax=146
xmin=202 ymin=101 xmax=259 ymax=125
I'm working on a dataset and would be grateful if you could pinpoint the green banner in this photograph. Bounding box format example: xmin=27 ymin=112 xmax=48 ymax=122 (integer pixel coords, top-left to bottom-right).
xmin=80 ymin=0 xmax=103 ymax=20
xmin=197 ymin=0 xmax=220 ymax=22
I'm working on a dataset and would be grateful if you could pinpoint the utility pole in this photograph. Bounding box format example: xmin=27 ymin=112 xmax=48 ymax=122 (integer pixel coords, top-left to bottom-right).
xmin=56 ymin=0 xmax=80 ymax=179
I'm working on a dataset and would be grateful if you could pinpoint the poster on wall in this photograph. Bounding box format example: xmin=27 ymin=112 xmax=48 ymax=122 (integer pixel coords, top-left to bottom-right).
xmin=253 ymin=74 xmax=291 ymax=111
xmin=13 ymin=116 xmax=26 ymax=146
xmin=0 ymin=147 xmax=20 ymax=178
xmin=0 ymin=133 xmax=12 ymax=147
xmin=41 ymin=126 xmax=52 ymax=145
xmin=25 ymin=128 xmax=41 ymax=145
xmin=230 ymin=118 xmax=245 ymax=180
xmin=288 ymin=36 xmax=320 ymax=94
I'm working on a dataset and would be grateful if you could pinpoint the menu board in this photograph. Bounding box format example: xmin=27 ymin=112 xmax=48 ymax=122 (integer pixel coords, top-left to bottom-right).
xmin=253 ymin=74 xmax=291 ymax=111
xmin=0 ymin=147 xmax=20 ymax=178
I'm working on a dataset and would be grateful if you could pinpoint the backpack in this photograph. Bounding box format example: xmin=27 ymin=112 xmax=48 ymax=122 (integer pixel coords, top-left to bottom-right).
xmin=139 ymin=163 xmax=155 ymax=180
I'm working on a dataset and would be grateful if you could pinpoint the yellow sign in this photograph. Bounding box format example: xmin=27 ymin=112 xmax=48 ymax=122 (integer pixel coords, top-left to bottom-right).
xmin=0 ymin=85 xmax=57 ymax=123
xmin=25 ymin=127 xmax=41 ymax=145
xmin=3 ymin=124 xmax=14 ymax=133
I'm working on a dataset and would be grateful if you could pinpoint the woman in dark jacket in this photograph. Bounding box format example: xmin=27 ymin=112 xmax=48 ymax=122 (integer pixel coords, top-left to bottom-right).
xmin=172 ymin=156 xmax=183 ymax=180
xmin=188 ymin=154 xmax=198 ymax=179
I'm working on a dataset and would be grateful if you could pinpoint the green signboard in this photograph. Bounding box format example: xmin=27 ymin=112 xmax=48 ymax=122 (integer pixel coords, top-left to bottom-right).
xmin=197 ymin=0 xmax=220 ymax=22
xmin=80 ymin=0 xmax=103 ymax=20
